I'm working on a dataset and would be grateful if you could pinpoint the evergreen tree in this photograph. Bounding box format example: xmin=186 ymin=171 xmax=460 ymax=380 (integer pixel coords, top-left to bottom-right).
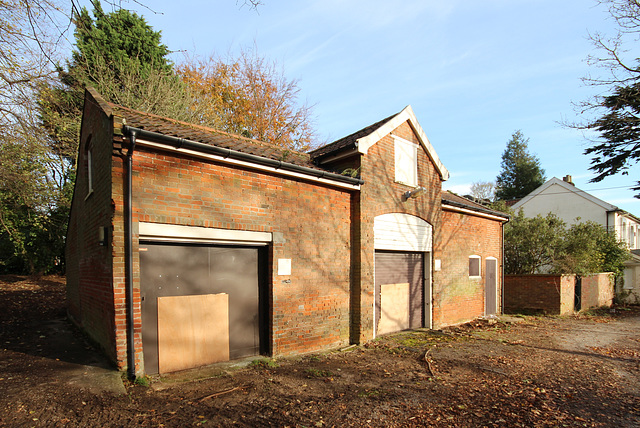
xmin=577 ymin=0 xmax=640 ymax=197
xmin=72 ymin=1 xmax=172 ymax=80
xmin=28 ymin=1 xmax=186 ymax=274
xmin=584 ymin=82 xmax=640 ymax=197
xmin=39 ymin=1 xmax=179 ymax=167
xmin=495 ymin=130 xmax=546 ymax=201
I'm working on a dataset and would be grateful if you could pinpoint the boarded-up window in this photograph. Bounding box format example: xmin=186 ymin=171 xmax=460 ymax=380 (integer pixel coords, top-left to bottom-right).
xmin=394 ymin=137 xmax=418 ymax=187
xmin=469 ymin=256 xmax=481 ymax=277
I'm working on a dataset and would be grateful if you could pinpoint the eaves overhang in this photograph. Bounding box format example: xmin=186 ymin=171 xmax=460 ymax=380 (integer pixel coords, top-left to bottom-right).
xmin=121 ymin=126 xmax=363 ymax=190
xmin=442 ymin=199 xmax=510 ymax=222
xmin=356 ymin=105 xmax=450 ymax=181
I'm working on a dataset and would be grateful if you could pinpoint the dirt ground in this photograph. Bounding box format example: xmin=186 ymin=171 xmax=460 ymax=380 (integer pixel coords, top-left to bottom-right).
xmin=1 ymin=275 xmax=639 ymax=427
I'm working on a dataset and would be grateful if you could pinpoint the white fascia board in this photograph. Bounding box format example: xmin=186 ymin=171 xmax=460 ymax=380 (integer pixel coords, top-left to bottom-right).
xmin=136 ymin=139 xmax=361 ymax=191
xmin=621 ymin=211 xmax=640 ymax=225
xmin=139 ymin=222 xmax=272 ymax=244
xmin=355 ymin=105 xmax=450 ymax=181
xmin=513 ymin=177 xmax=617 ymax=212
xmin=442 ymin=203 xmax=510 ymax=222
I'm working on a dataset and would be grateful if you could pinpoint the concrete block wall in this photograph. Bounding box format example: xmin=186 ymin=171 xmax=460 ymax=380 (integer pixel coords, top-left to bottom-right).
xmin=434 ymin=209 xmax=503 ymax=327
xmin=559 ymin=275 xmax=575 ymax=315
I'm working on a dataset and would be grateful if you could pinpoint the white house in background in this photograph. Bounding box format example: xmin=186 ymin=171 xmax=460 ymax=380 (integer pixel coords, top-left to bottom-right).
xmin=513 ymin=175 xmax=640 ymax=303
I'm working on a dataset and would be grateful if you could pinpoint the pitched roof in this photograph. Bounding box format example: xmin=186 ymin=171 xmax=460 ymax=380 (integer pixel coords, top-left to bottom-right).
xmin=512 ymin=177 xmax=618 ymax=212
xmin=91 ymin=90 xmax=318 ymax=171
xmin=310 ymin=106 xmax=450 ymax=181
xmin=442 ymin=191 xmax=510 ymax=220
xmin=309 ymin=112 xmax=399 ymax=158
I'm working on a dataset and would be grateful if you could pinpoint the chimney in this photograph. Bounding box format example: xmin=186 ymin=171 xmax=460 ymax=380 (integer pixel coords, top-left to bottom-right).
xmin=563 ymin=175 xmax=574 ymax=185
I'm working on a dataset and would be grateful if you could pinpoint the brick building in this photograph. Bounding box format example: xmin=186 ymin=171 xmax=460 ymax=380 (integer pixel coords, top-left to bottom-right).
xmin=66 ymin=88 xmax=508 ymax=376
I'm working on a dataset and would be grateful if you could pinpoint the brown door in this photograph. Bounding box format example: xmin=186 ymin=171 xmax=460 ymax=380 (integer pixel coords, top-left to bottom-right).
xmin=374 ymin=251 xmax=424 ymax=335
xmin=140 ymin=243 xmax=266 ymax=374
xmin=485 ymin=258 xmax=497 ymax=315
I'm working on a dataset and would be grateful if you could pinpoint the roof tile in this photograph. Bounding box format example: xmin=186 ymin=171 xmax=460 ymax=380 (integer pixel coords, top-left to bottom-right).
xmin=309 ymin=111 xmax=400 ymax=159
xmin=442 ymin=191 xmax=509 ymax=219
xmin=110 ymin=103 xmax=318 ymax=170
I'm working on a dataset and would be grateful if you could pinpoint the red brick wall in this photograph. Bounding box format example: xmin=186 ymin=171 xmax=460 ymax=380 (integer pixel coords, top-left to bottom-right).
xmin=504 ymin=274 xmax=573 ymax=315
xmin=69 ymin=101 xmax=507 ymax=373
xmin=66 ymin=90 xmax=118 ymax=362
xmin=109 ymin=144 xmax=354 ymax=371
xmin=505 ymin=273 xmax=614 ymax=315
xmin=434 ymin=209 xmax=503 ymax=327
xmin=357 ymin=121 xmax=443 ymax=341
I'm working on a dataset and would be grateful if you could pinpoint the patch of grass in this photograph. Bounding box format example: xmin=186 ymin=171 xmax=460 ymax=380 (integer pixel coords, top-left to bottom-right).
xmin=578 ymin=307 xmax=614 ymax=317
xmin=305 ymin=368 xmax=332 ymax=378
xmin=358 ymin=389 xmax=381 ymax=398
xmin=134 ymin=375 xmax=151 ymax=387
xmin=393 ymin=331 xmax=459 ymax=347
xmin=250 ymin=358 xmax=278 ymax=369
xmin=307 ymin=355 xmax=321 ymax=362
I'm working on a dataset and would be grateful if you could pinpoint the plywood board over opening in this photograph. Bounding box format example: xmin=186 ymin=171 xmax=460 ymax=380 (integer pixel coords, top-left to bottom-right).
xmin=157 ymin=293 xmax=230 ymax=373
xmin=378 ymin=283 xmax=410 ymax=335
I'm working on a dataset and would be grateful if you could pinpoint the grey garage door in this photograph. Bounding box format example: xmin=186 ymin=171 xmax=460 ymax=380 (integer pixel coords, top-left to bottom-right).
xmin=375 ymin=251 xmax=424 ymax=335
xmin=140 ymin=243 xmax=267 ymax=374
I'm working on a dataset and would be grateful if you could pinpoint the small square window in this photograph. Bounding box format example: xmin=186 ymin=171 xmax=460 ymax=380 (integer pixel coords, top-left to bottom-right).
xmin=469 ymin=256 xmax=481 ymax=278
xmin=394 ymin=137 xmax=418 ymax=187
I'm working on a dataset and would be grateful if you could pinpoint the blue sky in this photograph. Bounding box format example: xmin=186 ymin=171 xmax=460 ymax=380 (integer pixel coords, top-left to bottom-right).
xmin=81 ymin=0 xmax=639 ymax=213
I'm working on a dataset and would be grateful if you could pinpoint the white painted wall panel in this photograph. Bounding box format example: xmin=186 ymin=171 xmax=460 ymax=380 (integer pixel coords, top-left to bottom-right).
xmin=517 ymin=183 xmax=607 ymax=226
xmin=374 ymin=213 xmax=432 ymax=252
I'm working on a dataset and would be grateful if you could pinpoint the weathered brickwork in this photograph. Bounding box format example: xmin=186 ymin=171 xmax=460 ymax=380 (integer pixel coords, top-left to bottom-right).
xmin=119 ymin=154 xmax=352 ymax=370
xmin=434 ymin=209 xmax=503 ymax=327
xmin=356 ymin=122 xmax=443 ymax=342
xmin=581 ymin=273 xmax=615 ymax=309
xmin=66 ymin=91 xmax=118 ymax=362
xmin=504 ymin=273 xmax=613 ymax=315
xmin=504 ymin=275 xmax=568 ymax=315
xmin=67 ymin=91 xmax=506 ymax=375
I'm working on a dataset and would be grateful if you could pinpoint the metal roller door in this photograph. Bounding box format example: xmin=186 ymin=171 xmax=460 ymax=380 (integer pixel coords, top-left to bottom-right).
xmin=140 ymin=243 xmax=267 ymax=374
xmin=375 ymin=251 xmax=424 ymax=335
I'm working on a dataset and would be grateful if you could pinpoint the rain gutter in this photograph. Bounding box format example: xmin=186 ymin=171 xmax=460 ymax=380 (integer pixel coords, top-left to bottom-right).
xmin=121 ymin=126 xmax=364 ymax=188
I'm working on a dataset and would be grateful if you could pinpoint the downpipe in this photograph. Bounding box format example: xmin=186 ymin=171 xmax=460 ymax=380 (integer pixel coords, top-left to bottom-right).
xmin=125 ymin=130 xmax=137 ymax=380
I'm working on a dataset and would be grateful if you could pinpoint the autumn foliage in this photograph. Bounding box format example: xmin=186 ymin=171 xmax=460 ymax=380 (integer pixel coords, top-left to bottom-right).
xmin=177 ymin=50 xmax=317 ymax=152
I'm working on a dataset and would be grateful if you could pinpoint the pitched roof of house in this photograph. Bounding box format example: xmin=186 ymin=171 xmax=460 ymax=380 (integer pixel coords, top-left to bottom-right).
xmin=308 ymin=112 xmax=399 ymax=158
xmin=512 ymin=177 xmax=640 ymax=222
xmin=309 ymin=105 xmax=450 ymax=181
xmin=109 ymin=102 xmax=317 ymax=170
xmin=442 ymin=191 xmax=510 ymax=220
xmin=512 ymin=177 xmax=619 ymax=212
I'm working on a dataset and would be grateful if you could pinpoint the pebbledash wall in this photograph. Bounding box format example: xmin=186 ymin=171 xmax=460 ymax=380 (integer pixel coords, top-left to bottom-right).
xmin=67 ymin=89 xmax=507 ymax=374
xmin=435 ymin=208 xmax=503 ymax=327
xmin=504 ymin=273 xmax=614 ymax=315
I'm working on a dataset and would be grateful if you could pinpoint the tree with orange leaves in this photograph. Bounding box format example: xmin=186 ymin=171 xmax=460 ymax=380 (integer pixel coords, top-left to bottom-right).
xmin=177 ymin=49 xmax=317 ymax=152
